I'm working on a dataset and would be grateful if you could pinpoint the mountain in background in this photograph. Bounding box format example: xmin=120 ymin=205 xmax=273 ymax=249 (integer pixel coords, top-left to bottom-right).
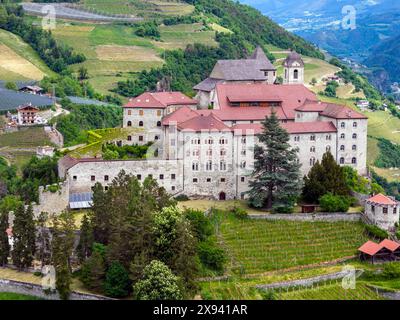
xmin=240 ymin=0 xmax=400 ymax=95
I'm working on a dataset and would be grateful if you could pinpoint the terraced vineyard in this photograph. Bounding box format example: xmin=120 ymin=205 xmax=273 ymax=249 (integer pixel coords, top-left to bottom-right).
xmin=275 ymin=282 xmax=384 ymax=300
xmin=219 ymin=215 xmax=369 ymax=274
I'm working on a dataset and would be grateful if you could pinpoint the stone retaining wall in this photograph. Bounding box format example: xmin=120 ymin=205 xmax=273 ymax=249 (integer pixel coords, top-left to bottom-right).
xmin=0 ymin=278 xmax=113 ymax=300
xmin=368 ymin=286 xmax=400 ymax=300
xmin=249 ymin=212 xmax=362 ymax=222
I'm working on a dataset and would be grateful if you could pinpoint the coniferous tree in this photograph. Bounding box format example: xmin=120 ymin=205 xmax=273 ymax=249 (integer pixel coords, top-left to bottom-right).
xmin=80 ymin=250 xmax=105 ymax=292
xmin=51 ymin=211 xmax=75 ymax=300
xmin=11 ymin=204 xmax=36 ymax=270
xmin=302 ymin=151 xmax=350 ymax=203
xmin=248 ymin=112 xmax=302 ymax=209
xmin=0 ymin=211 xmax=10 ymax=266
xmin=91 ymin=183 xmax=112 ymax=245
xmin=36 ymin=212 xmax=51 ymax=267
xmin=77 ymin=213 xmax=94 ymax=263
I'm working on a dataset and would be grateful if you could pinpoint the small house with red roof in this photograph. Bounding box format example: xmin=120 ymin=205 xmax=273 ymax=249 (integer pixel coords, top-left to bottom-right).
xmin=364 ymin=194 xmax=400 ymax=231
xmin=380 ymin=239 xmax=400 ymax=258
xmin=358 ymin=240 xmax=393 ymax=263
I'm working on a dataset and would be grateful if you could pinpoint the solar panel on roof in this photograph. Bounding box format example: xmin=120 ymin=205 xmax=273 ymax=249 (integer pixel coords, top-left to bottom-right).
xmin=69 ymin=192 xmax=93 ymax=209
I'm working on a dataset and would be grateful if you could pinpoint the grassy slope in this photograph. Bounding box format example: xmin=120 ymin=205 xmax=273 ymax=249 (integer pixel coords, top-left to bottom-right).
xmin=0 ymin=292 xmax=42 ymax=300
xmin=0 ymin=29 xmax=55 ymax=81
xmin=51 ymin=22 xmax=216 ymax=96
xmin=83 ymin=0 xmax=195 ymax=17
xmin=0 ymin=127 xmax=52 ymax=171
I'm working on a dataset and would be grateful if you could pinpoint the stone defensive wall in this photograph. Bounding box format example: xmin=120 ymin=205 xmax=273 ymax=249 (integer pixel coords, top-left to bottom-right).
xmin=0 ymin=278 xmax=113 ymax=300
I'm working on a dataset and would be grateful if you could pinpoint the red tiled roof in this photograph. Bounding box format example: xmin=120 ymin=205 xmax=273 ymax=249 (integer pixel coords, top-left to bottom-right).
xmin=358 ymin=241 xmax=384 ymax=256
xmin=197 ymin=107 xmax=287 ymax=122
xmin=59 ymin=156 xmax=80 ymax=171
xmin=227 ymin=93 xmax=282 ymax=103
xmin=295 ymin=99 xmax=327 ymax=112
xmin=178 ymin=113 xmax=231 ymax=132
xmin=380 ymin=239 xmax=400 ymax=252
xmin=367 ymin=193 xmax=397 ymax=205
xmin=232 ymin=123 xmax=263 ymax=135
xmin=320 ymin=103 xmax=368 ymax=120
xmin=162 ymin=106 xmax=199 ymax=126
xmin=215 ymin=83 xmax=317 ymax=119
xmin=232 ymin=121 xmax=337 ymax=135
xmin=282 ymin=121 xmax=337 ymax=134
xmin=124 ymin=92 xmax=197 ymax=109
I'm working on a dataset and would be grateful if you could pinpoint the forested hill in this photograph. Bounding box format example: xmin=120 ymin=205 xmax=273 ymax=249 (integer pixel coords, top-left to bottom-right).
xmin=184 ymin=0 xmax=323 ymax=59
xmin=114 ymin=0 xmax=324 ymax=97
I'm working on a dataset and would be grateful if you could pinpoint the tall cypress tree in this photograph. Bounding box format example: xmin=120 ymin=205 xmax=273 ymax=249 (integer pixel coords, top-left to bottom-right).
xmin=248 ymin=112 xmax=302 ymax=209
xmin=11 ymin=204 xmax=36 ymax=270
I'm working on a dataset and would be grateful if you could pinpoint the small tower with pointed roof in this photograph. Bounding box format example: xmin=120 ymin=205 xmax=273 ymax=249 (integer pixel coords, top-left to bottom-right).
xmin=283 ymin=50 xmax=304 ymax=85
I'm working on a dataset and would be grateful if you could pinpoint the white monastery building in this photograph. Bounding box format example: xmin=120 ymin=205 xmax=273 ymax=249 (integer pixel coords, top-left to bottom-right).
xmin=59 ymin=48 xmax=368 ymax=201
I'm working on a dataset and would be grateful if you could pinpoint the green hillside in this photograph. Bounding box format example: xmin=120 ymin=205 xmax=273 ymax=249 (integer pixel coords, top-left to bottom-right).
xmin=0 ymin=29 xmax=56 ymax=81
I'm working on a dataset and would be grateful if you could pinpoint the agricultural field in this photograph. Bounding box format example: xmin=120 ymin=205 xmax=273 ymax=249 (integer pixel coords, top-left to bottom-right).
xmin=0 ymin=127 xmax=52 ymax=171
xmin=200 ymin=265 xmax=344 ymax=300
xmin=155 ymin=23 xmax=217 ymax=50
xmin=51 ymin=22 xmax=216 ymax=95
xmin=82 ymin=0 xmax=195 ymax=18
xmin=367 ymin=110 xmax=400 ymax=144
xmin=0 ymin=29 xmax=54 ymax=81
xmin=0 ymin=127 xmax=51 ymax=149
xmin=275 ymin=281 xmax=383 ymax=300
xmin=218 ymin=214 xmax=369 ymax=275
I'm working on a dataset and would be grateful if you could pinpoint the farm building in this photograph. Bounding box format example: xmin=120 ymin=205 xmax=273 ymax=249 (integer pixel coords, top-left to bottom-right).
xmin=358 ymin=239 xmax=400 ymax=263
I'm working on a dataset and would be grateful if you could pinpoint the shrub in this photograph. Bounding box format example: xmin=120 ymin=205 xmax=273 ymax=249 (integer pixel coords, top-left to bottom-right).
xmin=259 ymin=289 xmax=276 ymax=300
xmin=231 ymin=206 xmax=248 ymax=219
xmin=365 ymin=224 xmax=389 ymax=240
xmin=382 ymin=262 xmax=400 ymax=279
xmin=185 ymin=209 xmax=213 ymax=242
xmin=319 ymin=193 xmax=352 ymax=212
xmin=272 ymin=205 xmax=294 ymax=214
xmin=103 ymin=262 xmax=131 ymax=298
xmin=197 ymin=240 xmax=226 ymax=273
xmin=175 ymin=194 xmax=189 ymax=202
xmin=47 ymin=184 xmax=59 ymax=193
